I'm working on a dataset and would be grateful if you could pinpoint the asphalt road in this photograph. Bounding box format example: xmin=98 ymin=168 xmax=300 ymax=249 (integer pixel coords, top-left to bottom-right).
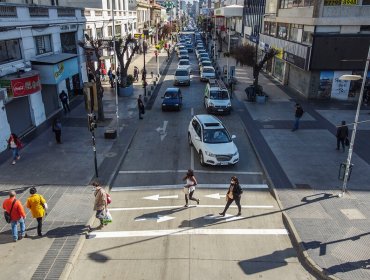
xmin=68 ymin=49 xmax=317 ymax=280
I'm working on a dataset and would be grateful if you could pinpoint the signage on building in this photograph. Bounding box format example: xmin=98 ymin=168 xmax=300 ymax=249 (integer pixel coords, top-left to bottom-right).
xmin=60 ymin=24 xmax=77 ymax=32
xmin=134 ymin=33 xmax=143 ymax=39
xmin=283 ymin=51 xmax=307 ymax=70
xmin=331 ymin=71 xmax=351 ymax=100
xmin=0 ymin=74 xmax=41 ymax=98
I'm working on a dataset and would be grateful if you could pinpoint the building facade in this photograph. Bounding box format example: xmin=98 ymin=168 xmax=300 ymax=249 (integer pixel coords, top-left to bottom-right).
xmin=260 ymin=0 xmax=370 ymax=100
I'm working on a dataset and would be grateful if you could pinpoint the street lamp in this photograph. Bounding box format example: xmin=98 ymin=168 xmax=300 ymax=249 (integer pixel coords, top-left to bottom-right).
xmin=111 ymin=0 xmax=119 ymax=137
xmin=338 ymin=45 xmax=370 ymax=197
xmin=143 ymin=40 xmax=148 ymax=100
xmin=226 ymin=27 xmax=231 ymax=84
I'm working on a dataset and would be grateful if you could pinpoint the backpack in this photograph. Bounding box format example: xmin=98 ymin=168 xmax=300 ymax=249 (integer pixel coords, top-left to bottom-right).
xmin=4 ymin=199 xmax=16 ymax=223
xmin=106 ymin=193 xmax=112 ymax=204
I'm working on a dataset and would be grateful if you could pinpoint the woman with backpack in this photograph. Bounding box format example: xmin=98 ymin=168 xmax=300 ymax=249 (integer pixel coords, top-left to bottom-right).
xmin=7 ymin=133 xmax=22 ymax=165
xmin=183 ymin=169 xmax=200 ymax=207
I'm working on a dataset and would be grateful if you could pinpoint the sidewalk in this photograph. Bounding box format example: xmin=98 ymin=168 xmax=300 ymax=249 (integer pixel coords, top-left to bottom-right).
xmin=215 ymin=52 xmax=370 ymax=280
xmin=0 ymin=46 xmax=171 ymax=280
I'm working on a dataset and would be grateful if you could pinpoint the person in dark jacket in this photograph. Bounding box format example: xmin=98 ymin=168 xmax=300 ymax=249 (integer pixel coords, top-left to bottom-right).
xmin=137 ymin=94 xmax=145 ymax=120
xmin=336 ymin=120 xmax=349 ymax=151
xmin=59 ymin=90 xmax=70 ymax=114
xmin=52 ymin=118 xmax=62 ymax=144
xmin=219 ymin=176 xmax=243 ymax=217
xmin=292 ymin=103 xmax=304 ymax=131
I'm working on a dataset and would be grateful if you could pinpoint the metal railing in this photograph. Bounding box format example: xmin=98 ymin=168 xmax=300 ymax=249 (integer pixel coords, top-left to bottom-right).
xmin=57 ymin=7 xmax=75 ymax=17
xmin=0 ymin=6 xmax=17 ymax=17
xmin=29 ymin=6 xmax=49 ymax=17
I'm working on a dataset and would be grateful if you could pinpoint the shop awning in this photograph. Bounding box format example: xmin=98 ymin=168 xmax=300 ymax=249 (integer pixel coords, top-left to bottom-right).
xmin=222 ymin=5 xmax=243 ymax=17
xmin=30 ymin=53 xmax=77 ymax=65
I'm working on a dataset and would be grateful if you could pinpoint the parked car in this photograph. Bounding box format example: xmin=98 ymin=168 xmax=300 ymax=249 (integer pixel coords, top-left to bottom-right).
xmin=161 ymin=87 xmax=183 ymax=111
xmin=198 ymin=53 xmax=210 ymax=61
xmin=178 ymin=59 xmax=192 ymax=73
xmin=199 ymin=60 xmax=213 ymax=71
xmin=188 ymin=114 xmax=239 ymax=166
xmin=204 ymin=79 xmax=231 ymax=114
xmin=186 ymin=43 xmax=193 ymax=52
xmin=200 ymin=66 xmax=216 ymax=81
xmin=199 ymin=58 xmax=212 ymax=69
xmin=174 ymin=68 xmax=191 ymax=86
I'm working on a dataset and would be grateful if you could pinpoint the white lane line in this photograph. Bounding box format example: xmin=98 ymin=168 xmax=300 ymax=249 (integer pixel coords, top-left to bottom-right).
xmin=191 ymin=107 xmax=194 ymax=116
xmin=118 ymin=170 xmax=263 ymax=175
xmin=111 ymin=183 xmax=268 ymax=191
xmin=88 ymin=228 xmax=288 ymax=239
xmin=109 ymin=204 xmax=274 ymax=211
xmin=190 ymin=147 xmax=194 ymax=171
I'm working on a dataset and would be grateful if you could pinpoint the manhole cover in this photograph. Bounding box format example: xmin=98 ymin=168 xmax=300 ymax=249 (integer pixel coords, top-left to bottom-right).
xmin=340 ymin=209 xmax=366 ymax=220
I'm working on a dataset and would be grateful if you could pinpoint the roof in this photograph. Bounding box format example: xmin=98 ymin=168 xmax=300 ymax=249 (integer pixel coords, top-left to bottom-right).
xmin=165 ymin=87 xmax=180 ymax=93
xmin=195 ymin=114 xmax=222 ymax=126
xmin=203 ymin=66 xmax=215 ymax=70
xmin=30 ymin=53 xmax=77 ymax=65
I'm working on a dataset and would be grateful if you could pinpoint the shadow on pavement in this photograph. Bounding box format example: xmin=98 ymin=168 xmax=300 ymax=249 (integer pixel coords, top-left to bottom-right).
xmin=46 ymin=224 xmax=87 ymax=238
xmin=325 ymin=259 xmax=370 ymax=275
xmin=238 ymin=248 xmax=296 ymax=275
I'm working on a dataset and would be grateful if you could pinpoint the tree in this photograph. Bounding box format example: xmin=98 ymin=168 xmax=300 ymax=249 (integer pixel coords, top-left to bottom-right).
xmin=115 ymin=34 xmax=139 ymax=88
xmin=232 ymin=44 xmax=279 ymax=95
xmin=78 ymin=36 xmax=105 ymax=121
xmin=160 ymin=24 xmax=172 ymax=40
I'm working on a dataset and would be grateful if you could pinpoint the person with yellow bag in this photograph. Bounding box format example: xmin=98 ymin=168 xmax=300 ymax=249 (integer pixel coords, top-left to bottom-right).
xmin=26 ymin=187 xmax=47 ymax=237
xmin=219 ymin=176 xmax=243 ymax=217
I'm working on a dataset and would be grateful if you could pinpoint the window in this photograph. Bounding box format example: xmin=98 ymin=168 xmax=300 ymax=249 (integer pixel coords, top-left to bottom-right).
xmin=270 ymin=22 xmax=276 ymax=37
xmin=115 ymin=25 xmax=121 ymax=36
xmin=277 ymin=23 xmax=288 ymax=39
xmin=263 ymin=21 xmax=270 ymax=34
xmin=60 ymin=32 xmax=77 ymax=54
xmin=0 ymin=39 xmax=22 ymax=64
xmin=107 ymin=26 xmax=112 ymax=37
xmin=289 ymin=24 xmax=303 ymax=42
xmin=35 ymin=35 xmax=52 ymax=55
xmin=280 ymin=0 xmax=313 ymax=7
xmin=96 ymin=28 xmax=103 ymax=38
xmin=302 ymin=25 xmax=314 ymax=44
xmin=360 ymin=25 xmax=370 ymax=32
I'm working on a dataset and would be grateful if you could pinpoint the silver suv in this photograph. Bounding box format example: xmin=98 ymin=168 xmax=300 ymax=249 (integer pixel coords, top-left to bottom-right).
xmin=204 ymin=79 xmax=232 ymax=114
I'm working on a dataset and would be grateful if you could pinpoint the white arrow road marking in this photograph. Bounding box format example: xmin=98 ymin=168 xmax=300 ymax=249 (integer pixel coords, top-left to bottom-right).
xmin=142 ymin=194 xmax=179 ymax=201
xmin=203 ymin=214 xmax=244 ymax=222
xmin=135 ymin=215 xmax=176 ymax=223
xmin=156 ymin=120 xmax=168 ymax=141
xmin=87 ymin=228 xmax=289 ymax=239
xmin=109 ymin=205 xmax=274 ymax=211
xmin=205 ymin=193 xmax=226 ymax=200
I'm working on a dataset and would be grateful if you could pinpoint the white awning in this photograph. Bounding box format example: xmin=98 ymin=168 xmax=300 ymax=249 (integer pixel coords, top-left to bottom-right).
xmin=222 ymin=5 xmax=243 ymax=17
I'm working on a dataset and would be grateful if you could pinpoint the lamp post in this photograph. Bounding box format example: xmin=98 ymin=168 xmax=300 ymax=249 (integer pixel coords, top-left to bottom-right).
xmin=111 ymin=0 xmax=119 ymax=136
xmin=338 ymin=45 xmax=370 ymax=197
xmin=227 ymin=27 xmax=231 ymax=84
xmin=213 ymin=14 xmax=216 ymax=61
xmin=143 ymin=39 xmax=147 ymax=100
xmin=156 ymin=15 xmax=160 ymax=77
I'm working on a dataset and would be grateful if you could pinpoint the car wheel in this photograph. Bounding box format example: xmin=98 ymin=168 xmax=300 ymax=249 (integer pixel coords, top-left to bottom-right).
xmin=199 ymin=151 xmax=206 ymax=166
xmin=188 ymin=133 xmax=193 ymax=146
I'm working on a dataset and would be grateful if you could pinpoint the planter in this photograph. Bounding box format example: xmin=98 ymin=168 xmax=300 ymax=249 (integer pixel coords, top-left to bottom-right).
xmin=118 ymin=85 xmax=134 ymax=97
xmin=256 ymin=95 xmax=267 ymax=104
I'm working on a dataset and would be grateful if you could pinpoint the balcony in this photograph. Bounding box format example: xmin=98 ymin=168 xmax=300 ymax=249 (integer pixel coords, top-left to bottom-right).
xmin=0 ymin=6 xmax=17 ymax=18
xmin=29 ymin=7 xmax=49 ymax=17
xmin=57 ymin=7 xmax=76 ymax=17
xmin=95 ymin=10 xmax=103 ymax=17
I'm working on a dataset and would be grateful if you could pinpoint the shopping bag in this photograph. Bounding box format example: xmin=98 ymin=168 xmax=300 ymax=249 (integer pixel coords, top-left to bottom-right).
xmin=103 ymin=210 xmax=113 ymax=223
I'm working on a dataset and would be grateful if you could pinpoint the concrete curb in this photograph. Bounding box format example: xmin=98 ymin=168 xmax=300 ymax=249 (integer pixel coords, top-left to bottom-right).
xmin=239 ymin=113 xmax=336 ymax=280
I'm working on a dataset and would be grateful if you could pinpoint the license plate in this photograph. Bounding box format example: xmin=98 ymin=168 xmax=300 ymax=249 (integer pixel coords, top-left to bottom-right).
xmin=217 ymin=109 xmax=224 ymax=112
xmin=219 ymin=162 xmax=229 ymax=165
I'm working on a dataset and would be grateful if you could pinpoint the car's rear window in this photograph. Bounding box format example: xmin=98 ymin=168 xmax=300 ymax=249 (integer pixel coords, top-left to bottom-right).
xmin=179 ymin=61 xmax=189 ymax=65
xmin=203 ymin=68 xmax=214 ymax=73
xmin=175 ymin=70 xmax=189 ymax=76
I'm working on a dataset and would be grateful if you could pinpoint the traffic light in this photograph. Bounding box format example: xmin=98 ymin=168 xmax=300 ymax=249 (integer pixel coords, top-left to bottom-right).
xmin=87 ymin=113 xmax=97 ymax=132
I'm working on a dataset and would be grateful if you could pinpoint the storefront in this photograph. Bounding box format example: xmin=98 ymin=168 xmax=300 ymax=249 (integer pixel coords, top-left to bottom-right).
xmin=31 ymin=53 xmax=79 ymax=117
xmin=0 ymin=71 xmax=44 ymax=136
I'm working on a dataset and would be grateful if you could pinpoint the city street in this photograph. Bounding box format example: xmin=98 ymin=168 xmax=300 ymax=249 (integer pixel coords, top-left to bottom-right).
xmin=67 ymin=49 xmax=316 ymax=280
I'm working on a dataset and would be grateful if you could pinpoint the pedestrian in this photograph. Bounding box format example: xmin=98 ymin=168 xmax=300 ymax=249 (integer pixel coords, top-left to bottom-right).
xmin=88 ymin=69 xmax=95 ymax=82
xmin=52 ymin=118 xmax=62 ymax=144
xmin=2 ymin=191 xmax=26 ymax=242
xmin=137 ymin=94 xmax=145 ymax=120
xmin=336 ymin=120 xmax=349 ymax=152
xmin=110 ymin=70 xmax=116 ymax=88
xmin=166 ymin=48 xmax=170 ymax=61
xmin=219 ymin=176 xmax=243 ymax=217
xmin=108 ymin=69 xmax=113 ymax=85
xmin=26 ymin=187 xmax=47 ymax=237
xmin=134 ymin=66 xmax=139 ymax=82
xmin=92 ymin=181 xmax=107 ymax=230
xmin=101 ymin=68 xmax=107 ymax=81
xmin=292 ymin=103 xmax=304 ymax=131
xmin=59 ymin=90 xmax=71 ymax=114
xmin=7 ymin=133 xmax=22 ymax=165
xmin=183 ymin=169 xmax=200 ymax=207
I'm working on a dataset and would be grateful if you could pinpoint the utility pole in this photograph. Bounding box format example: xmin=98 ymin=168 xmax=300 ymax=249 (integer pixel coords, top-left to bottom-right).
xmin=112 ymin=0 xmax=119 ymax=136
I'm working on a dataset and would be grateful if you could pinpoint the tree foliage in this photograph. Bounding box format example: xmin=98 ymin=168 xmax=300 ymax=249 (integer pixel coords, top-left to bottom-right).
xmin=78 ymin=37 xmax=105 ymax=121
xmin=231 ymin=44 xmax=279 ymax=93
xmin=114 ymin=34 xmax=139 ymax=88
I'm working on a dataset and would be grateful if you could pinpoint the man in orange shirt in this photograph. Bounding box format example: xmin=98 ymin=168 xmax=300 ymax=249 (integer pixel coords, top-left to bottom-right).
xmin=2 ymin=191 xmax=26 ymax=242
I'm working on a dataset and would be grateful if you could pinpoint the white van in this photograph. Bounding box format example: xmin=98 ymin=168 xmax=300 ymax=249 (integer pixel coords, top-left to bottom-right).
xmin=204 ymin=79 xmax=231 ymax=114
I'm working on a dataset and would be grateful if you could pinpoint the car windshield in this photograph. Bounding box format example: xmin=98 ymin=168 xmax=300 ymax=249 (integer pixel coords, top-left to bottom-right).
xmin=203 ymin=68 xmax=214 ymax=73
xmin=210 ymin=90 xmax=229 ymax=100
xmin=203 ymin=129 xmax=231 ymax=144
xmin=179 ymin=61 xmax=189 ymax=65
xmin=164 ymin=91 xmax=178 ymax=99
xmin=175 ymin=70 xmax=188 ymax=76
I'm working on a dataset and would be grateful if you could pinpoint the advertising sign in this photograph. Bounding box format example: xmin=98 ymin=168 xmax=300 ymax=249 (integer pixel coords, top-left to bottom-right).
xmin=0 ymin=74 xmax=41 ymax=98
xmin=331 ymin=71 xmax=351 ymax=100
xmin=317 ymin=71 xmax=334 ymax=99
xmin=53 ymin=57 xmax=79 ymax=84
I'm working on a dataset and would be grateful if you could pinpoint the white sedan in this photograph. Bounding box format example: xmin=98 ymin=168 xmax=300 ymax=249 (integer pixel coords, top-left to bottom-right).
xmin=177 ymin=59 xmax=192 ymax=73
xmin=200 ymin=66 xmax=216 ymax=82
